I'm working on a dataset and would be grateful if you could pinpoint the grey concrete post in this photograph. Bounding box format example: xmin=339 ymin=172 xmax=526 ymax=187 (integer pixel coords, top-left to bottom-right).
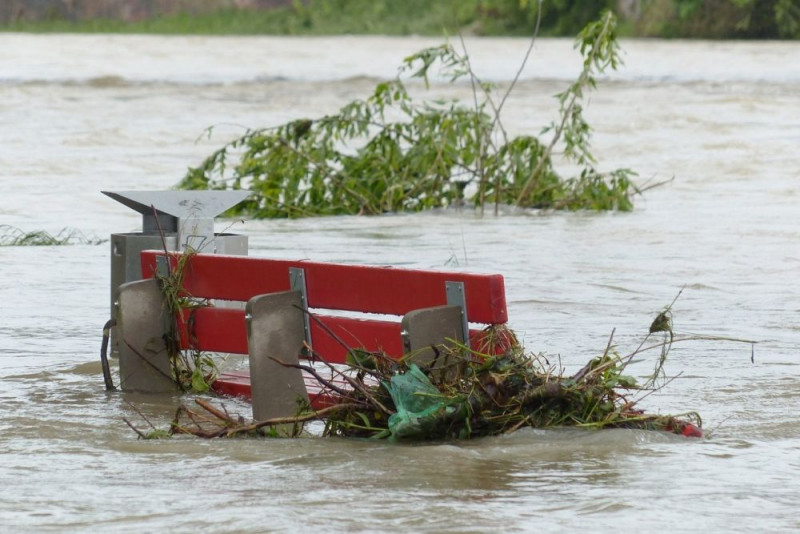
xmin=115 ymin=278 xmax=179 ymax=393
xmin=246 ymin=290 xmax=310 ymax=436
xmin=401 ymin=304 xmax=465 ymax=370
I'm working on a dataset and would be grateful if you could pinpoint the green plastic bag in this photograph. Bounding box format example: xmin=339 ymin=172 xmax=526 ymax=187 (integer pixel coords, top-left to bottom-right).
xmin=383 ymin=364 xmax=456 ymax=440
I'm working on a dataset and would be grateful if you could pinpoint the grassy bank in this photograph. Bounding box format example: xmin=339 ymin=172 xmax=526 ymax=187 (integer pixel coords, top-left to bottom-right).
xmin=1 ymin=4 xmax=481 ymax=36
xmin=2 ymin=0 xmax=795 ymax=39
xmin=0 ymin=1 xmax=613 ymax=37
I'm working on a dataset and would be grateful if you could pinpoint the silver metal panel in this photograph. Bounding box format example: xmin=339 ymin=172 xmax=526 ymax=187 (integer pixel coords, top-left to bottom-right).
xmin=288 ymin=267 xmax=312 ymax=350
xmin=445 ymin=281 xmax=470 ymax=349
xmin=179 ymin=217 xmax=215 ymax=252
xmin=214 ymin=234 xmax=248 ymax=255
xmin=110 ymin=233 xmax=177 ymax=314
xmin=104 ymin=190 xmax=249 ymax=252
xmin=102 ymin=190 xmax=249 ymax=220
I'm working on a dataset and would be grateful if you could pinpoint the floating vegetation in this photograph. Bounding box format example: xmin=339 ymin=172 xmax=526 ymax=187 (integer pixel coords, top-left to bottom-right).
xmin=180 ymin=11 xmax=643 ymax=218
xmin=316 ymin=329 xmax=704 ymax=441
xmin=0 ymin=225 xmax=105 ymax=246
xmin=127 ymin=295 xmax=750 ymax=442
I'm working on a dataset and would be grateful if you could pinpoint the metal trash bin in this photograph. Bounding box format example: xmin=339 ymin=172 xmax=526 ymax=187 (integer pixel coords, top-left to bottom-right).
xmin=103 ymin=190 xmax=249 ymax=357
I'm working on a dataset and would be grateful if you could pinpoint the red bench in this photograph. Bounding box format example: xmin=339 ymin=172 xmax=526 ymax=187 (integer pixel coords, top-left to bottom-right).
xmin=118 ymin=250 xmax=510 ymax=423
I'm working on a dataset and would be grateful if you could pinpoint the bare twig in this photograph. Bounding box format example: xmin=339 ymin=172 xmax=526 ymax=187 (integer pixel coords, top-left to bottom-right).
xmin=125 ymin=401 xmax=158 ymax=430
xmin=151 ymin=204 xmax=171 ymax=277
xmin=228 ymin=403 xmax=360 ymax=436
xmin=122 ymin=417 xmax=148 ymax=439
xmin=637 ymin=175 xmax=675 ymax=194
xmin=195 ymin=398 xmax=237 ymax=425
xmin=572 ymin=327 xmax=615 ymax=382
xmin=515 ymin=11 xmax=614 ymax=205
xmin=495 ymin=0 xmax=543 ymax=119
xmin=268 ymin=355 xmax=352 ymax=397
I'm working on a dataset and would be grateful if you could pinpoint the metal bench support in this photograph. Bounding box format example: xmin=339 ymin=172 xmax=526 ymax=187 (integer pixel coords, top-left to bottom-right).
xmin=445 ymin=281 xmax=470 ymax=349
xmin=246 ymin=290 xmax=309 ymax=436
xmin=115 ymin=278 xmax=178 ymax=393
xmin=401 ymin=304 xmax=464 ymax=370
xmin=288 ymin=267 xmax=312 ymax=351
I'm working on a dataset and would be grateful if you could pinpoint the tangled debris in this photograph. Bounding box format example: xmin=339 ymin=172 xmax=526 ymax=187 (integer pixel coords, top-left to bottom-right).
xmin=130 ymin=297 xmax=726 ymax=441
xmin=304 ymin=323 xmax=704 ymax=440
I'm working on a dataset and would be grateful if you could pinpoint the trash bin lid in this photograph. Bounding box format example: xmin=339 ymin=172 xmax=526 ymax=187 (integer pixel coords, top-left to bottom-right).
xmin=102 ymin=190 xmax=249 ymax=220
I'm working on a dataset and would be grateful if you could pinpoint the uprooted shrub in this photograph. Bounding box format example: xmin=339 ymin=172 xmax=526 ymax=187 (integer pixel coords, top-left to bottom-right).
xmin=179 ymin=10 xmax=639 ymax=218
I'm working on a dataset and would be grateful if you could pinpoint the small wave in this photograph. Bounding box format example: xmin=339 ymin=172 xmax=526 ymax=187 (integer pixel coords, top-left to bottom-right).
xmin=684 ymin=282 xmax=722 ymax=291
xmin=86 ymin=75 xmax=128 ymax=88
xmin=2 ymin=71 xmax=798 ymax=90
xmin=0 ymin=76 xmax=139 ymax=88
xmin=0 ymin=75 xmax=371 ymax=88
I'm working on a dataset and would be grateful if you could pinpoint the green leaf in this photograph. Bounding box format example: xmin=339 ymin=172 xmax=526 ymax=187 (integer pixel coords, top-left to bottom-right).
xmin=616 ymin=375 xmax=638 ymax=389
xmin=191 ymin=366 xmax=210 ymax=393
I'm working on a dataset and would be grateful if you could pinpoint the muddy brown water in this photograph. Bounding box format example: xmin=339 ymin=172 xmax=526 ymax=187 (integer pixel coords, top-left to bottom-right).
xmin=1 ymin=34 xmax=799 ymax=532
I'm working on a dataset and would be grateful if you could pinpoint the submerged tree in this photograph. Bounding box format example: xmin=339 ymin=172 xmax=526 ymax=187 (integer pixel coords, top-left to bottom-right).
xmin=179 ymin=10 xmax=637 ymax=218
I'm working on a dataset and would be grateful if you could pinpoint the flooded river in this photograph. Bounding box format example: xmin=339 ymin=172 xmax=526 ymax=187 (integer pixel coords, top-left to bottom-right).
xmin=1 ymin=34 xmax=799 ymax=532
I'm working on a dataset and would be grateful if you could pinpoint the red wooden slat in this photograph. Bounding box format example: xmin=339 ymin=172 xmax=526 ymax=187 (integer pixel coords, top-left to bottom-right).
xmin=176 ymin=307 xmax=503 ymax=363
xmin=176 ymin=307 xmax=249 ymax=354
xmin=212 ymin=372 xmax=252 ymax=399
xmin=211 ymin=371 xmax=338 ymax=409
xmin=309 ymin=316 xmax=404 ymax=363
xmin=175 ymin=307 xmax=404 ymax=363
xmin=141 ymin=251 xmax=507 ymax=324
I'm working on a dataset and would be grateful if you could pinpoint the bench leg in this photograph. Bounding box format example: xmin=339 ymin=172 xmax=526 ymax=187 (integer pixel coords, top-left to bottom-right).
xmin=401 ymin=304 xmax=465 ymax=371
xmin=246 ymin=290 xmax=310 ymax=436
xmin=116 ymin=278 xmax=179 ymax=394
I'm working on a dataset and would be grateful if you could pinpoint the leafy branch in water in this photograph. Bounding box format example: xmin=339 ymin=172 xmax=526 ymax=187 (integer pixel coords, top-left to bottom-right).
xmin=0 ymin=225 xmax=105 ymax=246
xmin=179 ymin=10 xmax=638 ymax=218
xmin=515 ymin=10 xmax=632 ymax=208
xmin=154 ymin=249 xmax=219 ymax=394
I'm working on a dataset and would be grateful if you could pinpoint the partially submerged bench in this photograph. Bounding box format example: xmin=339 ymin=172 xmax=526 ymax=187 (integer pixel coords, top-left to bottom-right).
xmin=115 ymin=250 xmax=509 ymax=423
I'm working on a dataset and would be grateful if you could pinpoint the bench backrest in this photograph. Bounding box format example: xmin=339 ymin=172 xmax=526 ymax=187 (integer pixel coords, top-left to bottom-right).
xmin=140 ymin=250 xmax=508 ymax=364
